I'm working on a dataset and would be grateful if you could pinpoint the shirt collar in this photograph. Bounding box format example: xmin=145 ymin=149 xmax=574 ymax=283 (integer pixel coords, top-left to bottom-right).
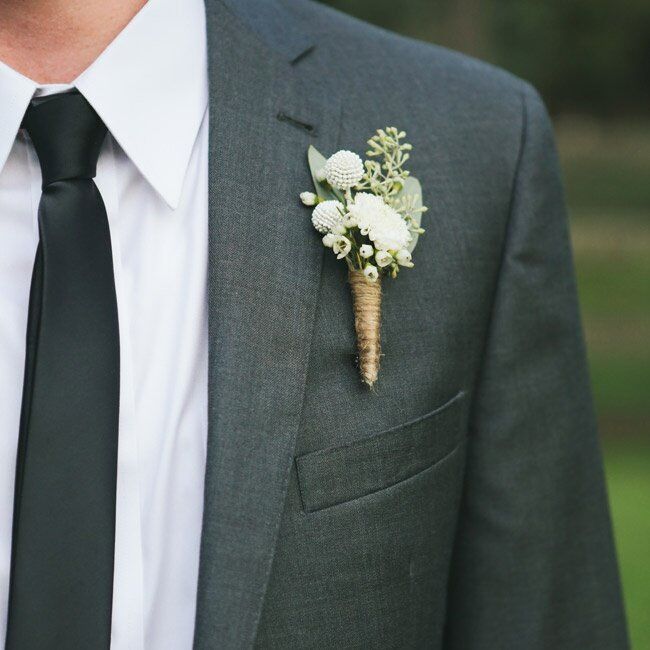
xmin=0 ymin=61 xmax=36 ymax=175
xmin=0 ymin=0 xmax=207 ymax=209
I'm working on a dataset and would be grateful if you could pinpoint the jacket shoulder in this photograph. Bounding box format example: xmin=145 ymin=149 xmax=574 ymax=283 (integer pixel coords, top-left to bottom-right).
xmin=291 ymin=0 xmax=532 ymax=111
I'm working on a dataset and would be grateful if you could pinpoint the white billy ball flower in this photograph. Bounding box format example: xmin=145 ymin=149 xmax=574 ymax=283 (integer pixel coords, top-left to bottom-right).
xmin=347 ymin=193 xmax=412 ymax=251
xmin=396 ymin=248 xmax=414 ymax=267
xmin=324 ymin=150 xmax=364 ymax=191
xmin=311 ymin=200 xmax=344 ymax=234
xmin=332 ymin=236 xmax=352 ymax=259
xmin=375 ymin=250 xmax=393 ymax=268
xmin=359 ymin=244 xmax=374 ymax=258
xmin=322 ymin=233 xmax=337 ymax=248
xmin=300 ymin=191 xmax=318 ymax=206
xmin=364 ymin=264 xmax=379 ymax=282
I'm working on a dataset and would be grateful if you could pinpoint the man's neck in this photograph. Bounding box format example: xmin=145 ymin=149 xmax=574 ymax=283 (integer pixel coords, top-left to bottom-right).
xmin=0 ymin=0 xmax=147 ymax=83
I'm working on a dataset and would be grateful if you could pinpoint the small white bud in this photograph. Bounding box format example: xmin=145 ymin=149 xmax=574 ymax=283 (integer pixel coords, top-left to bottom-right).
xmin=375 ymin=250 xmax=393 ymax=268
xmin=364 ymin=264 xmax=379 ymax=282
xmin=322 ymin=233 xmax=336 ymax=248
xmin=332 ymin=236 xmax=352 ymax=259
xmin=359 ymin=244 xmax=374 ymax=259
xmin=300 ymin=191 xmax=318 ymax=206
xmin=395 ymin=249 xmax=414 ymax=267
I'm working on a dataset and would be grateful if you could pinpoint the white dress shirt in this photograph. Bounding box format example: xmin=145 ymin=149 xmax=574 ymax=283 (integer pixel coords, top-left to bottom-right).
xmin=0 ymin=0 xmax=209 ymax=648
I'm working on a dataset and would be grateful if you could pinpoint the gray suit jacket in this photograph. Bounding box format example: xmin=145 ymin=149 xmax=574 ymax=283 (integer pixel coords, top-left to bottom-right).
xmin=193 ymin=1 xmax=629 ymax=648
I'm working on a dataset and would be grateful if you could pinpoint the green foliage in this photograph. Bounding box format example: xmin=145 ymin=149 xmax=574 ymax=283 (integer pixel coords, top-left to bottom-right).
xmin=397 ymin=177 xmax=424 ymax=252
xmin=559 ymin=120 xmax=650 ymax=211
xmin=489 ymin=0 xmax=650 ymax=115
xmin=604 ymin=442 xmax=650 ymax=649
xmin=318 ymin=0 xmax=650 ymax=116
xmin=307 ymin=146 xmax=340 ymax=201
xmin=576 ymin=255 xmax=650 ymax=318
xmin=564 ymin=115 xmax=649 ymax=646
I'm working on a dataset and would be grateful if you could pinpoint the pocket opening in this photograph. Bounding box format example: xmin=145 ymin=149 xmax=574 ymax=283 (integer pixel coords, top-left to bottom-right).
xmin=295 ymin=390 xmax=466 ymax=513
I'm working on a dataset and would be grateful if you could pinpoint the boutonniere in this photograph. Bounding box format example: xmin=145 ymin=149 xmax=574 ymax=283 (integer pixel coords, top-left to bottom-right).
xmin=300 ymin=127 xmax=427 ymax=387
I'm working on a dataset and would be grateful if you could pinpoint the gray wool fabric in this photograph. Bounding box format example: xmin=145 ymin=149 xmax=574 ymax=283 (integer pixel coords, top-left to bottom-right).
xmin=193 ymin=1 xmax=629 ymax=648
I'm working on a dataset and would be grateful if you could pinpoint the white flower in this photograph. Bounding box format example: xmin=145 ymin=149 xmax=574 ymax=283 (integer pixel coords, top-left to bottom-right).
xmin=300 ymin=191 xmax=318 ymax=206
xmin=311 ymin=200 xmax=344 ymax=234
xmin=322 ymin=233 xmax=337 ymax=248
xmin=359 ymin=244 xmax=374 ymax=259
xmin=324 ymin=150 xmax=364 ymax=191
xmin=364 ymin=264 xmax=379 ymax=282
xmin=332 ymin=236 xmax=352 ymax=259
xmin=375 ymin=250 xmax=393 ymax=268
xmin=343 ymin=212 xmax=357 ymax=228
xmin=347 ymin=193 xmax=412 ymax=251
xmin=395 ymin=249 xmax=414 ymax=267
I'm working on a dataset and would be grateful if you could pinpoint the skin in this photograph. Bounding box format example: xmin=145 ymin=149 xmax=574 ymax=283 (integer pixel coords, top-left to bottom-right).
xmin=0 ymin=0 xmax=147 ymax=83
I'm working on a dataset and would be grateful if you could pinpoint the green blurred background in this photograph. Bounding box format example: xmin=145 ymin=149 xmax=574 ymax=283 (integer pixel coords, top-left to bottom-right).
xmin=319 ymin=1 xmax=650 ymax=645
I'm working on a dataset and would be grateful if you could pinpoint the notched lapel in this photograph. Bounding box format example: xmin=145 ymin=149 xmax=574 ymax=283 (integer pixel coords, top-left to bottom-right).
xmin=195 ymin=2 xmax=341 ymax=648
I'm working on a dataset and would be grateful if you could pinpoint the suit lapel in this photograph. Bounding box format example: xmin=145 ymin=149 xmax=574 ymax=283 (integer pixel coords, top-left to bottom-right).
xmin=194 ymin=2 xmax=340 ymax=648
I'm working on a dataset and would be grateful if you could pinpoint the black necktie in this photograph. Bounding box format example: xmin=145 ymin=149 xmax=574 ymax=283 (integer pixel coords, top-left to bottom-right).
xmin=6 ymin=91 xmax=120 ymax=649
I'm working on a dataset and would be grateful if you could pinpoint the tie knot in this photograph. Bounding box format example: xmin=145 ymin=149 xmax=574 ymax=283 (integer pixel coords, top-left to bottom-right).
xmin=22 ymin=91 xmax=107 ymax=187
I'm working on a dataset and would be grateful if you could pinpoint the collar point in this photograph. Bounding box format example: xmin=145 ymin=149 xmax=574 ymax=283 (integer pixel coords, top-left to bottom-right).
xmin=158 ymin=187 xmax=183 ymax=211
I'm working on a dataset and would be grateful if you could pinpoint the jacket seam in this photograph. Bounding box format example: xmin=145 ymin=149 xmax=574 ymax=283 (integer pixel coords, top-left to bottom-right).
xmin=466 ymin=84 xmax=530 ymax=432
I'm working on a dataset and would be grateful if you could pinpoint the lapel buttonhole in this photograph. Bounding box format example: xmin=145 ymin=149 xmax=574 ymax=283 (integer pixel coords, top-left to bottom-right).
xmin=277 ymin=111 xmax=317 ymax=136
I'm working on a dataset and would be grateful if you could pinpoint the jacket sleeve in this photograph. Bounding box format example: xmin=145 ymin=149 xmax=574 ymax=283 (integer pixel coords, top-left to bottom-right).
xmin=444 ymin=83 xmax=629 ymax=649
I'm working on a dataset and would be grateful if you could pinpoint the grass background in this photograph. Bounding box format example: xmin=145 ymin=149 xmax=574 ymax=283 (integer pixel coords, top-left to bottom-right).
xmin=558 ymin=120 xmax=650 ymax=648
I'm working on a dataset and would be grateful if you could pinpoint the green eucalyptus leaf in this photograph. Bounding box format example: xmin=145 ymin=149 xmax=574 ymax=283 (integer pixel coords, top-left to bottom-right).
xmin=396 ymin=175 xmax=424 ymax=253
xmin=307 ymin=145 xmax=339 ymax=201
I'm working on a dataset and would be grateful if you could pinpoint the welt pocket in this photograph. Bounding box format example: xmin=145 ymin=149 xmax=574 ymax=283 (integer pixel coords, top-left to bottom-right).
xmin=295 ymin=390 xmax=466 ymax=513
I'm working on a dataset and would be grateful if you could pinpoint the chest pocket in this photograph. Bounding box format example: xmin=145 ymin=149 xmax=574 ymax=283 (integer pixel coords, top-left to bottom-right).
xmin=295 ymin=390 xmax=465 ymax=513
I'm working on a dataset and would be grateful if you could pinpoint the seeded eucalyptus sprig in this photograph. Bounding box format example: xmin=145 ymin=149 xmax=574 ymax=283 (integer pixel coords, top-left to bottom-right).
xmin=357 ymin=128 xmax=411 ymax=197
xmin=356 ymin=127 xmax=427 ymax=232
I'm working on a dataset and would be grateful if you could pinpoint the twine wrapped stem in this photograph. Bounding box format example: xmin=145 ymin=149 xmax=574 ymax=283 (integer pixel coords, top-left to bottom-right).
xmin=349 ymin=269 xmax=382 ymax=386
